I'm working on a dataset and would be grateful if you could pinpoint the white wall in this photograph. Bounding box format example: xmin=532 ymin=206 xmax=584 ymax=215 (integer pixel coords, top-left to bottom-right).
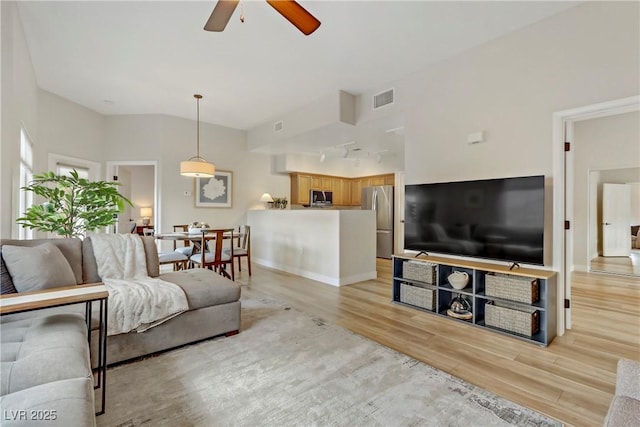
xmin=573 ymin=112 xmax=640 ymax=268
xmin=1 ymin=1 xmax=39 ymax=238
xmin=359 ymin=1 xmax=639 ymax=268
xmin=103 ymin=114 xmax=289 ymax=250
xmin=274 ymin=153 xmax=399 ymax=178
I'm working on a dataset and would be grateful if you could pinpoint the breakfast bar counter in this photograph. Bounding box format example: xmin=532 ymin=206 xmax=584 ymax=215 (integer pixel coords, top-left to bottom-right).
xmin=247 ymin=210 xmax=376 ymax=286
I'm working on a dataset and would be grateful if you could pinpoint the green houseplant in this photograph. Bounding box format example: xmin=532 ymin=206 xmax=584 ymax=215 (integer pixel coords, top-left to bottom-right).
xmin=17 ymin=170 xmax=133 ymax=238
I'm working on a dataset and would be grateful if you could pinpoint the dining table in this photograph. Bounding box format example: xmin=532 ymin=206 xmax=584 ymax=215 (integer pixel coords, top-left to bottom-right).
xmin=155 ymin=229 xmax=243 ymax=278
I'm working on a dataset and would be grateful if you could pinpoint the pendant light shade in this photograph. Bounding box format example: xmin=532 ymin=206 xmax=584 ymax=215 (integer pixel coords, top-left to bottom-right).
xmin=181 ymin=94 xmax=215 ymax=178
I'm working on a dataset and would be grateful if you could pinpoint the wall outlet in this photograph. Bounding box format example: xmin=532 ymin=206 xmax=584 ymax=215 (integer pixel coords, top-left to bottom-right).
xmin=183 ymin=191 xmax=192 ymax=196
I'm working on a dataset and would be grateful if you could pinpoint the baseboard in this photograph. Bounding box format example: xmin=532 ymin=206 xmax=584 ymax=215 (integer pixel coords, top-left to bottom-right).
xmin=253 ymin=257 xmax=376 ymax=286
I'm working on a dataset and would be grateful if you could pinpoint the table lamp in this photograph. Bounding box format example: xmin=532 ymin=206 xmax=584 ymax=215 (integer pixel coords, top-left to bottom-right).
xmin=140 ymin=207 xmax=152 ymax=226
xmin=260 ymin=193 xmax=274 ymax=209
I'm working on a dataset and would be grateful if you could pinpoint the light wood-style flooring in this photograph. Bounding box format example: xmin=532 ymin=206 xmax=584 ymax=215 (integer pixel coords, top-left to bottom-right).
xmin=233 ymin=260 xmax=639 ymax=427
xmin=591 ymin=251 xmax=640 ymax=277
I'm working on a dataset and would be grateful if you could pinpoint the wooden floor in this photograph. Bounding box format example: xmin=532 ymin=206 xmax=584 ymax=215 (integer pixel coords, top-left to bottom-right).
xmin=233 ymin=260 xmax=639 ymax=427
xmin=591 ymin=251 xmax=640 ymax=277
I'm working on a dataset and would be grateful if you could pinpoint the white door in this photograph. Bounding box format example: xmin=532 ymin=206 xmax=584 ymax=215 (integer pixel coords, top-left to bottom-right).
xmin=602 ymin=183 xmax=631 ymax=256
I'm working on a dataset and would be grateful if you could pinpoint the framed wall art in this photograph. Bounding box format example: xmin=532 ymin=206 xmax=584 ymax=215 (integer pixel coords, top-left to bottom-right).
xmin=195 ymin=170 xmax=232 ymax=208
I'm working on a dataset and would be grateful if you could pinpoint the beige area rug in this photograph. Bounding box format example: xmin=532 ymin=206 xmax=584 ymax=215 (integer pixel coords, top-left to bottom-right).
xmin=97 ymin=297 xmax=561 ymax=427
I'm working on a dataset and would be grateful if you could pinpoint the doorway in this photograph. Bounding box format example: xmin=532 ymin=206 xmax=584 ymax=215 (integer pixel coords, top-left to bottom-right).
xmin=554 ymin=96 xmax=640 ymax=332
xmin=588 ymin=168 xmax=640 ymax=276
xmin=106 ymin=161 xmax=159 ymax=234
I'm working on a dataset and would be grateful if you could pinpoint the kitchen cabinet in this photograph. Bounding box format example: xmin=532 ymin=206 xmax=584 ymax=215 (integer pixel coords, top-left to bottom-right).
xmin=291 ymin=173 xmax=394 ymax=206
xmin=351 ymin=179 xmax=363 ymax=206
xmin=370 ymin=176 xmax=386 ymax=186
xmin=322 ymin=178 xmax=333 ymax=191
xmin=311 ymin=176 xmax=322 ymax=189
xmin=290 ymin=173 xmax=312 ymax=205
xmin=341 ymin=179 xmax=351 ymax=205
xmin=330 ymin=178 xmax=351 ymax=206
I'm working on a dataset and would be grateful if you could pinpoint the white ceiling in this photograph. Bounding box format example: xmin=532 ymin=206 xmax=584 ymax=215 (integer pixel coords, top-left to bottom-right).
xmin=17 ymin=1 xmax=578 ymax=157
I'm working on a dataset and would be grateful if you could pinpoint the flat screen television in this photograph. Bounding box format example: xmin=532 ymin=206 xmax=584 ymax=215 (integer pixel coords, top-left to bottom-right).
xmin=404 ymin=175 xmax=545 ymax=265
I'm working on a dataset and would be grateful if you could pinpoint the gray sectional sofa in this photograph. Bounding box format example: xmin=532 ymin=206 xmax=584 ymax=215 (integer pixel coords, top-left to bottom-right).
xmin=603 ymin=358 xmax=640 ymax=427
xmin=0 ymin=236 xmax=241 ymax=426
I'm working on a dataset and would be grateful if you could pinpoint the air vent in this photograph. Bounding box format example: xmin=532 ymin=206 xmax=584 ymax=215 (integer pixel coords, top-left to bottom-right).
xmin=373 ymin=89 xmax=394 ymax=110
xmin=274 ymin=120 xmax=284 ymax=132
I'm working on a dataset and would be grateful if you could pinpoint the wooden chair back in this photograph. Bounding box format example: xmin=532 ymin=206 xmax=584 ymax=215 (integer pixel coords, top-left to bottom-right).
xmin=200 ymin=228 xmax=235 ymax=280
xmin=173 ymin=224 xmax=190 ymax=251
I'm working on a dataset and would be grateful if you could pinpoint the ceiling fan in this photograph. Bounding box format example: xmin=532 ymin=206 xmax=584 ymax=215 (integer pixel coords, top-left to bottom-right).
xmin=204 ymin=0 xmax=321 ymax=35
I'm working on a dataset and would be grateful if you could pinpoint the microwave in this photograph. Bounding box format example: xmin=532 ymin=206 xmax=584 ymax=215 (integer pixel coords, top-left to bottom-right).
xmin=310 ymin=190 xmax=333 ymax=207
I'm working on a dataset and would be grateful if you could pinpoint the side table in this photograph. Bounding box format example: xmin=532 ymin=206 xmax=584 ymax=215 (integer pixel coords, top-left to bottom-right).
xmin=0 ymin=283 xmax=109 ymax=415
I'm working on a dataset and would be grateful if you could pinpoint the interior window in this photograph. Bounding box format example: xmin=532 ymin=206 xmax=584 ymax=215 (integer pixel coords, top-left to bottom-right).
xmin=18 ymin=127 xmax=34 ymax=239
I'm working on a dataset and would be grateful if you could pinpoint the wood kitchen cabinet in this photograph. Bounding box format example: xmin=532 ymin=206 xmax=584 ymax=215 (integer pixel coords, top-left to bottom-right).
xmin=290 ymin=173 xmax=312 ymax=204
xmin=311 ymin=176 xmax=322 ymax=189
xmin=330 ymin=178 xmax=351 ymax=206
xmin=322 ymin=178 xmax=333 ymax=191
xmin=291 ymin=172 xmax=394 ymax=206
xmin=370 ymin=176 xmax=386 ymax=186
xmin=351 ymin=179 xmax=363 ymax=206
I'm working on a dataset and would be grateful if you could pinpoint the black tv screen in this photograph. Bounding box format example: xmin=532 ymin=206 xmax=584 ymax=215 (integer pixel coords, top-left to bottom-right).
xmin=404 ymin=175 xmax=545 ymax=265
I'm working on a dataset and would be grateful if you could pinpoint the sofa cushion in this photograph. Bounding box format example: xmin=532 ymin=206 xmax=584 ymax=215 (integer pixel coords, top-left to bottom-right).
xmin=83 ymin=235 xmax=159 ymax=283
xmin=617 ymin=358 xmax=640 ymax=400
xmin=0 ymin=378 xmax=95 ymax=427
xmin=1 ymin=256 xmax=17 ymax=294
xmin=160 ymin=269 xmax=241 ymax=310
xmin=603 ymin=396 xmax=640 ymax=427
xmin=0 ymin=314 xmax=91 ymax=396
xmin=0 ymin=239 xmax=83 ymax=285
xmin=2 ymin=243 xmax=77 ymax=293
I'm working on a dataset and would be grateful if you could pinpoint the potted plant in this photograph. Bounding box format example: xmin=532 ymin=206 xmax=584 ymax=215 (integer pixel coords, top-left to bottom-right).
xmin=17 ymin=170 xmax=133 ymax=238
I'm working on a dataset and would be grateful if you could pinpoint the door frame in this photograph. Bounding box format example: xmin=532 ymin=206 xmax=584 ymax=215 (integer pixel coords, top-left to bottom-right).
xmin=552 ymin=95 xmax=639 ymax=333
xmin=106 ymin=161 xmax=160 ymax=233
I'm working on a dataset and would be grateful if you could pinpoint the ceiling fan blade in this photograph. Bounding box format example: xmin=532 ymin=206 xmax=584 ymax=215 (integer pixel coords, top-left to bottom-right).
xmin=204 ymin=0 xmax=239 ymax=32
xmin=266 ymin=1 xmax=321 ymax=35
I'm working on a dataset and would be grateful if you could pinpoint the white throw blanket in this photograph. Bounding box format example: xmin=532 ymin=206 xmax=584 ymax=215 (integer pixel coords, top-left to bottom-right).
xmin=88 ymin=233 xmax=189 ymax=336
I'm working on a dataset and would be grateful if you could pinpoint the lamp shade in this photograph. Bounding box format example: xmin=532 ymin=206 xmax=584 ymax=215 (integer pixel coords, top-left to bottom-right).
xmin=140 ymin=207 xmax=153 ymax=218
xmin=180 ymin=159 xmax=215 ymax=177
xmin=260 ymin=193 xmax=274 ymax=202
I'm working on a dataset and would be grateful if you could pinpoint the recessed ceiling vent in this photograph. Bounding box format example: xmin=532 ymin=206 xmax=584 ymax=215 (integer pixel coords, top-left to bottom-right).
xmin=274 ymin=120 xmax=284 ymax=133
xmin=373 ymin=88 xmax=394 ymax=110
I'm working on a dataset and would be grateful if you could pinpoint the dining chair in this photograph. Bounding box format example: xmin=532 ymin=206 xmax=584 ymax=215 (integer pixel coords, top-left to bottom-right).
xmin=158 ymin=251 xmax=189 ymax=271
xmin=172 ymin=224 xmax=194 ymax=258
xmin=189 ymin=229 xmax=235 ymax=280
xmin=224 ymin=225 xmax=251 ymax=276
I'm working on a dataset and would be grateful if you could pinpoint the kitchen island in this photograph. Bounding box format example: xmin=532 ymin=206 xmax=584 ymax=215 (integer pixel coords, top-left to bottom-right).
xmin=247 ymin=209 xmax=376 ymax=286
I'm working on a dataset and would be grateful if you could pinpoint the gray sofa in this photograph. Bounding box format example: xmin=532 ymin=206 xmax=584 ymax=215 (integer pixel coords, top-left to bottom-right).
xmin=0 ymin=236 xmax=241 ymax=426
xmin=603 ymin=358 xmax=640 ymax=427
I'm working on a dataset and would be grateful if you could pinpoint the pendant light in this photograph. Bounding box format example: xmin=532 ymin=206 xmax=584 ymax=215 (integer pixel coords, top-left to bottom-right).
xmin=180 ymin=94 xmax=215 ymax=177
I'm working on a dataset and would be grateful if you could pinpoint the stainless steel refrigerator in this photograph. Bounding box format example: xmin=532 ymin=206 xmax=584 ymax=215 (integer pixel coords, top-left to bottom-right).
xmin=361 ymin=185 xmax=394 ymax=259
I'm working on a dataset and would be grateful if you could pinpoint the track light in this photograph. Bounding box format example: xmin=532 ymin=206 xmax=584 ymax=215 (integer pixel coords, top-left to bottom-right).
xmin=319 ymin=152 xmax=325 ymax=162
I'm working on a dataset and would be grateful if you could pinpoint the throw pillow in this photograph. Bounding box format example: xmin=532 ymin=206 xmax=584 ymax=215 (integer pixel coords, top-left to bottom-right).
xmin=2 ymin=243 xmax=77 ymax=293
xmin=0 ymin=256 xmax=17 ymax=294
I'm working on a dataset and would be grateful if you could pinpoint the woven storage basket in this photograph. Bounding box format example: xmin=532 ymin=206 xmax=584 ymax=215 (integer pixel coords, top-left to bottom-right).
xmin=485 ymin=273 xmax=539 ymax=304
xmin=485 ymin=301 xmax=539 ymax=337
xmin=402 ymin=261 xmax=437 ymax=284
xmin=399 ymin=282 xmax=435 ymax=310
